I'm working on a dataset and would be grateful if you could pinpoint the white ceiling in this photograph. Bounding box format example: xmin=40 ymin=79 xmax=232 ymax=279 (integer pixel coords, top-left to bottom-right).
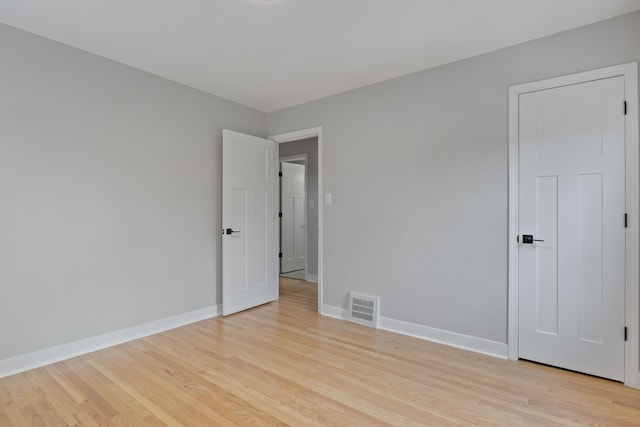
xmin=2 ymin=1 xmax=640 ymax=112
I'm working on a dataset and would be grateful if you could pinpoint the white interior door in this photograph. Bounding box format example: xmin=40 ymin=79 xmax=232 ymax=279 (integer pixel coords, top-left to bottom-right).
xmin=280 ymin=162 xmax=306 ymax=273
xmin=222 ymin=130 xmax=277 ymax=316
xmin=518 ymin=76 xmax=626 ymax=381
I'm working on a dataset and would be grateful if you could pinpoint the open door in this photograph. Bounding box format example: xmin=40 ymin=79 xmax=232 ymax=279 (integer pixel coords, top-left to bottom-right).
xmin=280 ymin=161 xmax=306 ymax=273
xmin=222 ymin=130 xmax=277 ymax=315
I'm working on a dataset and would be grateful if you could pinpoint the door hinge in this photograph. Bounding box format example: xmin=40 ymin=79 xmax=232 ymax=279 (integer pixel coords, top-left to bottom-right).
xmin=279 ymin=252 xmax=282 ymax=258
xmin=624 ymin=326 xmax=628 ymax=341
xmin=624 ymin=100 xmax=627 ymax=115
xmin=278 ymin=171 xmax=282 ymax=177
xmin=279 ymin=212 xmax=282 ymax=218
xmin=625 ymin=213 xmax=628 ymax=228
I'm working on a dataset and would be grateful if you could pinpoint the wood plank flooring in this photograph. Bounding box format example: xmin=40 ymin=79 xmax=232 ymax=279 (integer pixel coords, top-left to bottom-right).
xmin=1 ymin=277 xmax=640 ymax=426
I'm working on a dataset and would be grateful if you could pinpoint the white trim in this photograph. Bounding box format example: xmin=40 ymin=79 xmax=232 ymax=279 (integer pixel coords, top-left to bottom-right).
xmin=320 ymin=304 xmax=507 ymax=359
xmin=321 ymin=304 xmax=347 ymax=320
xmin=279 ymin=154 xmax=309 ymax=276
xmin=279 ymin=154 xmax=307 ymax=163
xmin=624 ymin=63 xmax=640 ymax=388
xmin=379 ymin=317 xmax=508 ymax=359
xmin=0 ymin=305 xmax=220 ymax=379
xmin=305 ymin=273 xmax=318 ymax=283
xmin=508 ymin=62 xmax=639 ymax=388
xmin=270 ymin=127 xmax=323 ymax=313
xmin=270 ymin=127 xmax=322 ymax=144
xmin=273 ymin=142 xmax=281 ymax=303
xmin=507 ymin=72 xmax=521 ymax=362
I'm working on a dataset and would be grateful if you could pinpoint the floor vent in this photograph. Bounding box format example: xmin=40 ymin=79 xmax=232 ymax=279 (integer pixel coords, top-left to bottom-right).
xmin=348 ymin=292 xmax=379 ymax=328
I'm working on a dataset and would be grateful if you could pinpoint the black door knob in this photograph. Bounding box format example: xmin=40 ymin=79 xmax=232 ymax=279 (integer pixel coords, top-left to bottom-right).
xmin=521 ymin=234 xmax=544 ymax=244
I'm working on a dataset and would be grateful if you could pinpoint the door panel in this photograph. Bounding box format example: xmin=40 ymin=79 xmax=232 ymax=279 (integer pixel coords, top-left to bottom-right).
xmin=578 ymin=173 xmax=604 ymax=343
xmin=249 ymin=189 xmax=269 ymax=287
xmin=535 ymin=175 xmax=558 ymax=335
xmin=518 ymin=76 xmax=626 ymax=381
xmin=222 ymin=130 xmax=276 ymax=315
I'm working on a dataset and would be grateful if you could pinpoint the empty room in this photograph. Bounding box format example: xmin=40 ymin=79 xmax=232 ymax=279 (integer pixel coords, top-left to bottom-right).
xmin=2 ymin=1 xmax=640 ymax=425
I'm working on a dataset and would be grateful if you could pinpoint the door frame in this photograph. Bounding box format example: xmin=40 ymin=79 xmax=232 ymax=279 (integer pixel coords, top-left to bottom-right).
xmin=507 ymin=62 xmax=639 ymax=387
xmin=279 ymin=154 xmax=309 ymax=276
xmin=270 ymin=127 xmax=323 ymax=312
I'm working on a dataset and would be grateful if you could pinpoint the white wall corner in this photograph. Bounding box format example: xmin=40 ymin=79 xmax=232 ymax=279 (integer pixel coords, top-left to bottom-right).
xmin=0 ymin=304 xmax=220 ymax=379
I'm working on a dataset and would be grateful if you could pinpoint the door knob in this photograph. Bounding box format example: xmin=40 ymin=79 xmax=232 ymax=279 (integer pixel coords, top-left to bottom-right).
xmin=520 ymin=234 xmax=544 ymax=244
xmin=225 ymin=228 xmax=240 ymax=235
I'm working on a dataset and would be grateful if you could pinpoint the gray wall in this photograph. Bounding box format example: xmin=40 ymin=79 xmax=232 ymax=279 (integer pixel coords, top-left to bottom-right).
xmin=0 ymin=23 xmax=266 ymax=360
xmin=267 ymin=11 xmax=640 ymax=344
xmin=279 ymin=137 xmax=319 ymax=276
xmin=3 ymin=10 xmax=639 ymax=362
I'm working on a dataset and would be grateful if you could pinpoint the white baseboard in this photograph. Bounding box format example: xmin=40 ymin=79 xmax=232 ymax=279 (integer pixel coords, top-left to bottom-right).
xmin=321 ymin=304 xmax=347 ymax=319
xmin=321 ymin=304 xmax=507 ymax=359
xmin=379 ymin=316 xmax=508 ymax=359
xmin=305 ymin=273 xmax=318 ymax=283
xmin=0 ymin=305 xmax=220 ymax=379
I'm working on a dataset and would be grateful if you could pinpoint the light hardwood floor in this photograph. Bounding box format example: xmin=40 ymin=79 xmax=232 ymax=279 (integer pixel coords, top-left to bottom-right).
xmin=1 ymin=277 xmax=640 ymax=426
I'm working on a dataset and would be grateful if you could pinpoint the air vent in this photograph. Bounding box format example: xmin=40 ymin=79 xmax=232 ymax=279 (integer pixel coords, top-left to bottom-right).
xmin=348 ymin=292 xmax=379 ymax=328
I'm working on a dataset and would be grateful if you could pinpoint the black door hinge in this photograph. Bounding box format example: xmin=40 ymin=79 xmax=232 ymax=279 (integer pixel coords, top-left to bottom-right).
xmin=279 ymin=212 xmax=282 ymax=218
xmin=278 ymin=171 xmax=282 ymax=177
xmin=625 ymin=213 xmax=628 ymax=228
xmin=279 ymin=252 xmax=282 ymax=258
xmin=624 ymin=101 xmax=627 ymax=115
xmin=624 ymin=326 xmax=628 ymax=341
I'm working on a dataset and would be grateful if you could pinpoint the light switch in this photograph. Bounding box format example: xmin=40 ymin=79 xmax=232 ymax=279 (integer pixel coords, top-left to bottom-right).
xmin=325 ymin=193 xmax=332 ymax=205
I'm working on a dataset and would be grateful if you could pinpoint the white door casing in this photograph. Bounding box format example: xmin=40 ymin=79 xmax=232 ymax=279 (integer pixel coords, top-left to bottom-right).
xmin=508 ymin=63 xmax=639 ymax=387
xmin=280 ymin=161 xmax=306 ymax=273
xmin=222 ymin=130 xmax=277 ymax=316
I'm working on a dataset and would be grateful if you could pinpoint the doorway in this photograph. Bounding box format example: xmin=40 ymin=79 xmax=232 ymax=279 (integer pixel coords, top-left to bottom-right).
xmin=508 ymin=63 xmax=639 ymax=387
xmin=278 ymin=140 xmax=317 ymax=286
xmin=271 ymin=127 xmax=323 ymax=312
